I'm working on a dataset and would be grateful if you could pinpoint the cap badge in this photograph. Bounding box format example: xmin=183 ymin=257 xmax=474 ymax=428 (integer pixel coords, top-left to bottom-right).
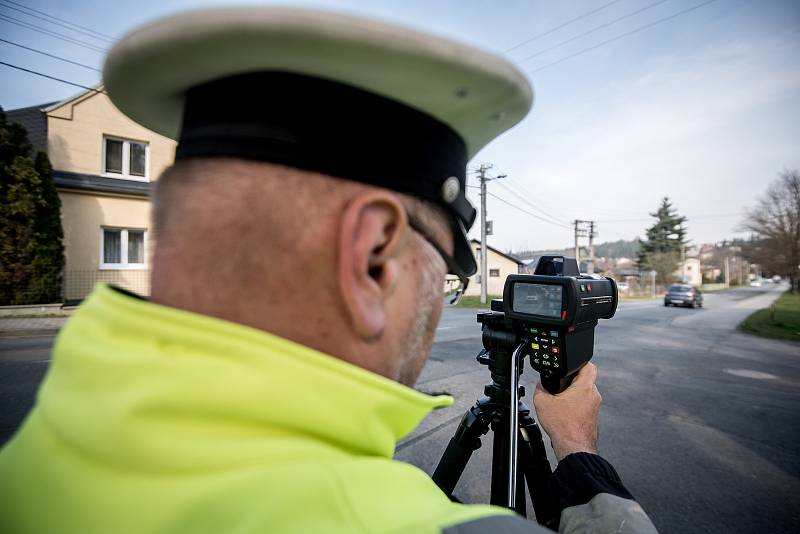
xmin=441 ymin=176 xmax=460 ymax=204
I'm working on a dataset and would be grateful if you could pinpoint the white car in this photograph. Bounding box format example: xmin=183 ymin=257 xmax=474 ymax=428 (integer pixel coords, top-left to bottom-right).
xmin=750 ymin=280 xmax=762 ymax=287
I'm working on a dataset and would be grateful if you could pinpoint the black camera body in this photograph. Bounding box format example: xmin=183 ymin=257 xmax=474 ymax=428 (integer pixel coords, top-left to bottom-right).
xmin=478 ymin=256 xmax=618 ymax=393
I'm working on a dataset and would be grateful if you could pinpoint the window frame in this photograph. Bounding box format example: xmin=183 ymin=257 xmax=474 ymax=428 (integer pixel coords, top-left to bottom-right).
xmin=99 ymin=227 xmax=148 ymax=270
xmin=101 ymin=135 xmax=150 ymax=182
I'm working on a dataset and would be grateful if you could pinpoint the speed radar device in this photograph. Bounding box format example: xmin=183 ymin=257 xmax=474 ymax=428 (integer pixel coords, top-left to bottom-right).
xmin=503 ymin=256 xmax=617 ymax=393
xmin=432 ymin=256 xmax=618 ymax=526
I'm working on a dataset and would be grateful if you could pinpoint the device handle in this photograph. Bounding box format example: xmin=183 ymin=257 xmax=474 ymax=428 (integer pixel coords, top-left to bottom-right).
xmin=540 ymin=362 xmax=587 ymax=394
xmin=540 ymin=374 xmax=573 ymax=394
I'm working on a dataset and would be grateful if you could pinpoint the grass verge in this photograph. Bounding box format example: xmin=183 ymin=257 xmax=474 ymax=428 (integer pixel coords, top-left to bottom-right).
xmin=455 ymin=295 xmax=502 ymax=309
xmin=738 ymin=291 xmax=800 ymax=342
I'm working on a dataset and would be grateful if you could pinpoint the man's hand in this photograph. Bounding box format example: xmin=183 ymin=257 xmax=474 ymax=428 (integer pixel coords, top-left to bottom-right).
xmin=533 ymin=362 xmax=601 ymax=462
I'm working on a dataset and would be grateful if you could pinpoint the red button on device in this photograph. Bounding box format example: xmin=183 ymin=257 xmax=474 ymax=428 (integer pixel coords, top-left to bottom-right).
xmin=551 ymin=347 xmax=560 ymax=354
xmin=561 ymin=310 xmax=567 ymax=320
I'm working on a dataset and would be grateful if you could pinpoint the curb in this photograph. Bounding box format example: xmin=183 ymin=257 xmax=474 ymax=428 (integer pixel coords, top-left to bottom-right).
xmin=0 ymin=329 xmax=62 ymax=338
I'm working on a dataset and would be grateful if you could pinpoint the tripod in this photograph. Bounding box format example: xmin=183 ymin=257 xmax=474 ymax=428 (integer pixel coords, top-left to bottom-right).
xmin=431 ymin=338 xmax=559 ymax=529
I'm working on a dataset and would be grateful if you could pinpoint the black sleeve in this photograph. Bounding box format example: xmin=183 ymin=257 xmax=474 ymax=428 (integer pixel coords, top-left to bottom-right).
xmin=549 ymin=452 xmax=635 ymax=512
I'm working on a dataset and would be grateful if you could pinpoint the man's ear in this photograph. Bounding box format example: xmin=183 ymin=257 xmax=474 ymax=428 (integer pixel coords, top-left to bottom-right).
xmin=337 ymin=191 xmax=408 ymax=340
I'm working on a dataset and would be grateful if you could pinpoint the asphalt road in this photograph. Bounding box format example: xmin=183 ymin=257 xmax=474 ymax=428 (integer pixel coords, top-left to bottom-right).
xmin=398 ymin=284 xmax=800 ymax=533
xmin=0 ymin=335 xmax=53 ymax=443
xmin=1 ymin=285 xmax=798 ymax=533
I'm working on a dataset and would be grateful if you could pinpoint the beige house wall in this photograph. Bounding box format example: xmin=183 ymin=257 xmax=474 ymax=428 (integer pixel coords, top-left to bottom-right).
xmin=465 ymin=242 xmax=521 ymax=297
xmin=675 ymin=258 xmax=702 ymax=287
xmin=59 ymin=191 xmax=153 ymax=300
xmin=43 ymin=89 xmax=171 ymax=301
xmin=47 ymin=90 xmax=176 ymax=180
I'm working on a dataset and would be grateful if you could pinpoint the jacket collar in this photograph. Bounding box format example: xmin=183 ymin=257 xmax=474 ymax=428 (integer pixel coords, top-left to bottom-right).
xmin=39 ymin=284 xmax=451 ymax=471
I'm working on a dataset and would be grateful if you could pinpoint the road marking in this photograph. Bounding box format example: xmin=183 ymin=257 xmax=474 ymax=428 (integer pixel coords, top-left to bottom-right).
xmin=436 ymin=326 xmax=454 ymax=331
xmin=723 ymin=369 xmax=777 ymax=380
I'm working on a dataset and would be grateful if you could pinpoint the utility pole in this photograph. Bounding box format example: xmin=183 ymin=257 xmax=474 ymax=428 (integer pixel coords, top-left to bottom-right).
xmin=724 ymin=256 xmax=730 ymax=288
xmin=587 ymin=221 xmax=596 ymax=275
xmin=651 ymin=270 xmax=656 ymax=297
xmin=478 ymin=164 xmax=505 ymax=304
xmin=573 ymin=220 xmax=592 ymax=274
xmin=681 ymin=244 xmax=686 ymax=283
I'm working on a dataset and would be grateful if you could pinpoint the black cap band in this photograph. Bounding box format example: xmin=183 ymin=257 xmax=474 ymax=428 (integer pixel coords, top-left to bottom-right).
xmin=176 ymin=72 xmax=476 ymax=233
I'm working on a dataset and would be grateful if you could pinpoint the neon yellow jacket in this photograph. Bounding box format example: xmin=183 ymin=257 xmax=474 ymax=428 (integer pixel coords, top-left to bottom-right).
xmin=0 ymin=285 xmax=510 ymax=533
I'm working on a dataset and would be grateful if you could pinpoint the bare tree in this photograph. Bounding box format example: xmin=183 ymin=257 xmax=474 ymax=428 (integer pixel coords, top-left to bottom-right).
xmin=740 ymin=170 xmax=800 ymax=292
xmin=640 ymin=251 xmax=681 ymax=288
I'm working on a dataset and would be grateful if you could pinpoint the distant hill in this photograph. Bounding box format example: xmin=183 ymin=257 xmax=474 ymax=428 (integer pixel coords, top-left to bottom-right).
xmin=512 ymin=238 xmax=641 ymax=261
xmin=594 ymin=238 xmax=641 ymax=259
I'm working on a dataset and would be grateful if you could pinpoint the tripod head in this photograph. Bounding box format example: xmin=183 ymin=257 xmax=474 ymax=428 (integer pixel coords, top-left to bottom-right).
xmin=477 ymin=308 xmax=524 ymax=403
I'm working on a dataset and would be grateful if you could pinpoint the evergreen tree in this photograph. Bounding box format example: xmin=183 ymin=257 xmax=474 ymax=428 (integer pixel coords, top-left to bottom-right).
xmin=637 ymin=197 xmax=687 ymax=286
xmin=0 ymin=107 xmax=65 ymax=304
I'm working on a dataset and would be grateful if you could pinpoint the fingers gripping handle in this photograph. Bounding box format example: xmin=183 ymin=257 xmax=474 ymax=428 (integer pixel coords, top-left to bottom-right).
xmin=540 ymin=362 xmax=587 ymax=394
xmin=540 ymin=374 xmax=574 ymax=394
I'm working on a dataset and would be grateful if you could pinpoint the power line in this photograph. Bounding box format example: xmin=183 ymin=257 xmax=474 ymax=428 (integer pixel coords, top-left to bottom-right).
xmin=0 ymin=14 xmax=107 ymax=53
xmin=487 ymin=191 xmax=573 ymax=229
xmin=494 ymin=180 xmax=571 ymax=226
xmin=0 ymin=0 xmax=117 ymax=41
xmin=501 ymin=176 xmax=571 ymax=224
xmin=529 ymin=0 xmax=718 ymax=74
xmin=0 ymin=61 xmax=103 ymax=93
xmin=0 ymin=38 xmax=101 ymax=72
xmin=506 ymin=0 xmax=624 ymax=53
xmin=519 ymin=0 xmax=671 ymax=63
xmin=0 ymin=0 xmax=116 ymax=44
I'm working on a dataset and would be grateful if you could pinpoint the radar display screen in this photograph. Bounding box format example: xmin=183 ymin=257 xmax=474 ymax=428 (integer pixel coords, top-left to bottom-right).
xmin=512 ymin=283 xmax=563 ymax=319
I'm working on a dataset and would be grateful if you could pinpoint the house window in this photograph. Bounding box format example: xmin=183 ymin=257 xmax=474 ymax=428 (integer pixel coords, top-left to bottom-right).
xmin=489 ymin=269 xmax=500 ymax=277
xmin=102 ymin=136 xmax=148 ymax=180
xmin=101 ymin=228 xmax=146 ymax=269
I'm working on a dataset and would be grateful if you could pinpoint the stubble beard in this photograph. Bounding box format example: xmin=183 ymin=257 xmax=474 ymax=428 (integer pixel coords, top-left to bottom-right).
xmin=397 ymin=263 xmax=442 ymax=387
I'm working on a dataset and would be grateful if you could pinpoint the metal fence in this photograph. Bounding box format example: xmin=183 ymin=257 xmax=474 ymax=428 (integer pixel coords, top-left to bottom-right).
xmin=0 ymin=268 xmax=151 ymax=306
xmin=0 ymin=266 xmax=63 ymax=306
xmin=63 ymin=270 xmax=150 ymax=304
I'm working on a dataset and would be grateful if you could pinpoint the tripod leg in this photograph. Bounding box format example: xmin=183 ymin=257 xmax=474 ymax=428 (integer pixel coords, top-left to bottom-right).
xmin=518 ymin=407 xmax=559 ymax=528
xmin=432 ymin=401 xmax=492 ymax=499
xmin=514 ymin=450 xmax=527 ymax=517
xmin=489 ymin=417 xmax=509 ymax=507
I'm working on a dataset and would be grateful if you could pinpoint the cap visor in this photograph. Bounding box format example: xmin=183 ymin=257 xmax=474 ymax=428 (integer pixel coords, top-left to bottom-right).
xmin=453 ymin=220 xmax=477 ymax=277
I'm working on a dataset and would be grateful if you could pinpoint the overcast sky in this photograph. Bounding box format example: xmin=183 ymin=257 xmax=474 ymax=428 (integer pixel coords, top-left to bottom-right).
xmin=1 ymin=0 xmax=798 ymax=251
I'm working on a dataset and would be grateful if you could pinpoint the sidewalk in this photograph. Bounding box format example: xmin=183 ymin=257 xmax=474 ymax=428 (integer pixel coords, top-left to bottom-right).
xmin=0 ymin=316 xmax=68 ymax=337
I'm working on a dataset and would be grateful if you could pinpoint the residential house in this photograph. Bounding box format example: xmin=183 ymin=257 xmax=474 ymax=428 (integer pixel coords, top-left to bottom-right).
xmin=8 ymin=87 xmax=176 ymax=303
xmin=466 ymin=239 xmax=524 ymax=296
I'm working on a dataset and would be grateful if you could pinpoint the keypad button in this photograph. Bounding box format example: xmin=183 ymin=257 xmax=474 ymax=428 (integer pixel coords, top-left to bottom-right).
xmin=550 ymin=331 xmax=559 ymax=338
xmin=551 ymin=347 xmax=560 ymax=354
xmin=532 ymin=343 xmax=540 ymax=350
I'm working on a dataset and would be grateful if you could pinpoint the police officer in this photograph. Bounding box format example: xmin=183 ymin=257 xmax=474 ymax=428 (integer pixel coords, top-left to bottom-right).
xmin=0 ymin=7 xmax=657 ymax=533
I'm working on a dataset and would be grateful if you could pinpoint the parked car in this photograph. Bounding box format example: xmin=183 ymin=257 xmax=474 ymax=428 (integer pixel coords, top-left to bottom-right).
xmin=664 ymin=284 xmax=703 ymax=308
xmin=750 ymin=279 xmax=762 ymax=287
